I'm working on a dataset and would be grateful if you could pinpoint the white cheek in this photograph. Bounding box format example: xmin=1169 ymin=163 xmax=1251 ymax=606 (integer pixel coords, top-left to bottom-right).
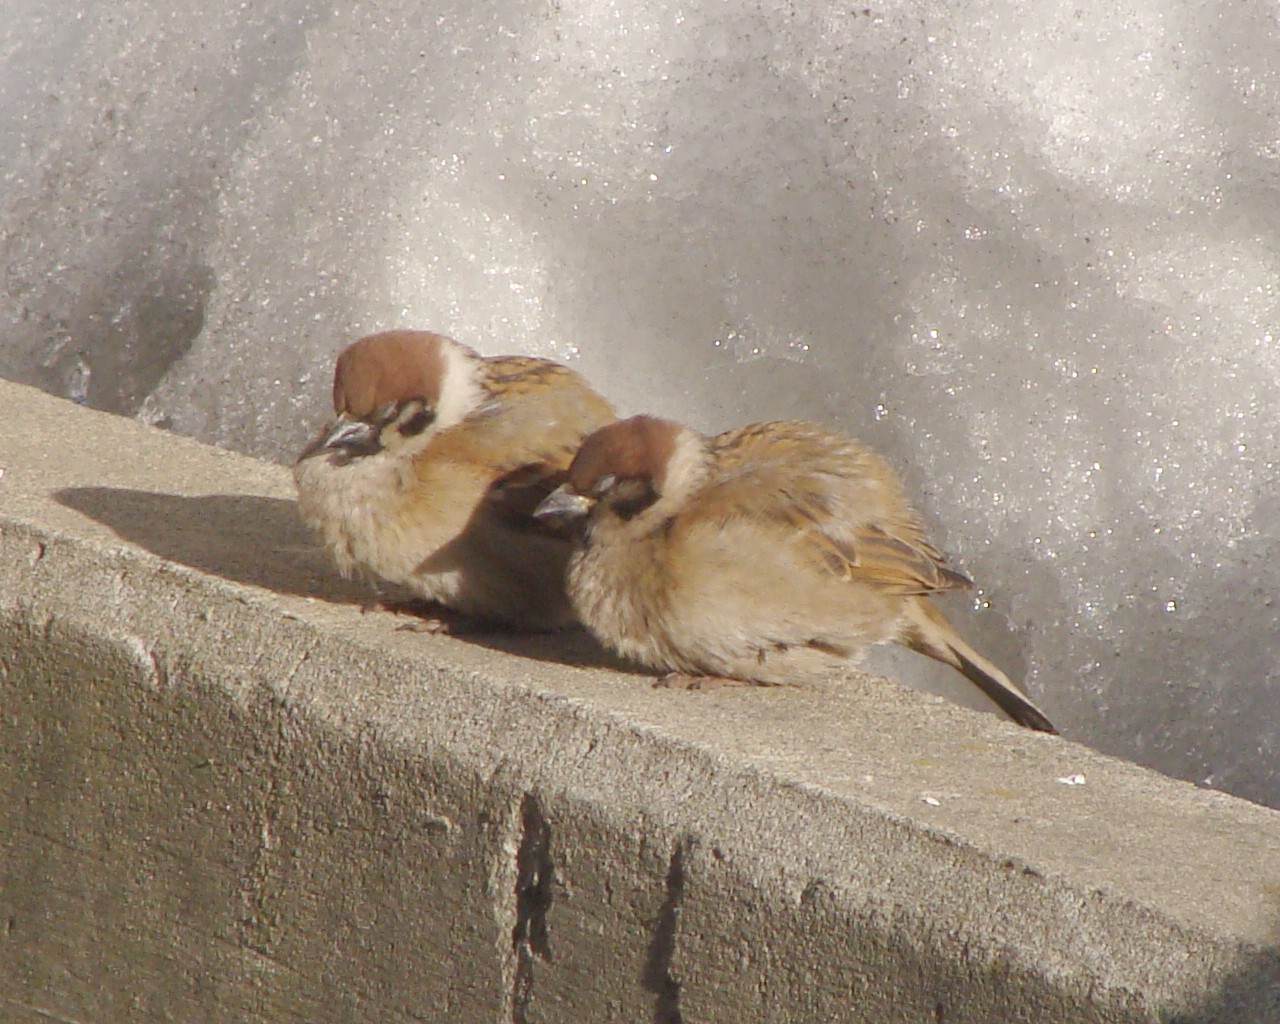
xmin=433 ymin=342 xmax=484 ymax=432
xmin=655 ymin=429 xmax=709 ymax=503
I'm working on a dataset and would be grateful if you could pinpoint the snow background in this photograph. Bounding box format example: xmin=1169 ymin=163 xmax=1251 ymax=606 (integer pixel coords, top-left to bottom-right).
xmin=3 ymin=0 xmax=1277 ymax=805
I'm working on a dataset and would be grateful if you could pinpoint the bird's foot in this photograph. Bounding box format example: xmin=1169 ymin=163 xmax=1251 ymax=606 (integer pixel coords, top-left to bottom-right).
xmin=363 ymin=598 xmax=494 ymax=635
xmin=653 ymin=672 xmax=750 ymax=692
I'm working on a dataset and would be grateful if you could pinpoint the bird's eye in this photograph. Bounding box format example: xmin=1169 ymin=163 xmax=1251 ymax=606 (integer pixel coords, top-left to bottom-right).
xmin=592 ymin=474 xmax=616 ymax=496
xmin=399 ymin=406 xmax=437 ymax=436
xmin=604 ymin=477 xmax=659 ymax=521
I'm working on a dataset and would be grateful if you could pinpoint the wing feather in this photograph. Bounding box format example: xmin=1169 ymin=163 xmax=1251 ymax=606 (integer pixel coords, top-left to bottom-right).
xmin=683 ymin=421 xmax=971 ymax=597
xmin=421 ymin=355 xmax=615 ymax=533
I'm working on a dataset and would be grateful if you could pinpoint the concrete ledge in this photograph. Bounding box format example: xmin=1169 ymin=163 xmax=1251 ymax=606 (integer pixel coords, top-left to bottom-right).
xmin=2 ymin=377 xmax=1278 ymax=1023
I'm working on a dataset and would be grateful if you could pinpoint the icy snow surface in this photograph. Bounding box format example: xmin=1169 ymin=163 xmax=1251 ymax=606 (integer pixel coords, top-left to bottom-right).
xmin=2 ymin=1 xmax=1277 ymax=805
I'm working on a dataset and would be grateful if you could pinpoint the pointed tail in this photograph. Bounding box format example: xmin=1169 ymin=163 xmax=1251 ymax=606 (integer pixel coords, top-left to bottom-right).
xmin=901 ymin=599 xmax=1058 ymax=734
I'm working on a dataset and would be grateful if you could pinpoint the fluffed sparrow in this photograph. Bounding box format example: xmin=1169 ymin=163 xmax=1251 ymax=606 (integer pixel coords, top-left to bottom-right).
xmin=294 ymin=329 xmax=616 ymax=630
xmin=534 ymin=414 xmax=1056 ymax=732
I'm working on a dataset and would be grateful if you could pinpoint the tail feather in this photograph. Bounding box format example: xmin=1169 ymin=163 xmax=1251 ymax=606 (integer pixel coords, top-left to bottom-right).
xmin=901 ymin=599 xmax=1058 ymax=734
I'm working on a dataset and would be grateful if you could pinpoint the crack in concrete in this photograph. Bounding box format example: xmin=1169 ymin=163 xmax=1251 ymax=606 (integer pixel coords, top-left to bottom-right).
xmin=121 ymin=634 xmax=170 ymax=690
xmin=238 ymin=768 xmax=283 ymax=956
xmin=236 ymin=693 xmax=292 ymax=962
xmin=278 ymin=638 xmax=320 ymax=699
xmin=510 ymin=792 xmax=554 ymax=1024
xmin=643 ymin=835 xmax=690 ymax=1024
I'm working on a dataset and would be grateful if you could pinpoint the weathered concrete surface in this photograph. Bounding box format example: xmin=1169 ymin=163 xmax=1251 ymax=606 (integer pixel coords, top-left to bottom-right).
xmin=1 ymin=376 xmax=1278 ymax=1023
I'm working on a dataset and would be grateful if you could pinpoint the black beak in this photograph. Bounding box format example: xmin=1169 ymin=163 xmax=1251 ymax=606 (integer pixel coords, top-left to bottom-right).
xmin=533 ymin=484 xmax=595 ymax=521
xmin=297 ymin=415 xmax=379 ymax=463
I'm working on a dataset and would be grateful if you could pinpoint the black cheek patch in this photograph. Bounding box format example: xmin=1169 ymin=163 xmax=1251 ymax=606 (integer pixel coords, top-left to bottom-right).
xmin=399 ymin=406 xmax=438 ymax=437
xmin=608 ymin=479 xmax=660 ymax=521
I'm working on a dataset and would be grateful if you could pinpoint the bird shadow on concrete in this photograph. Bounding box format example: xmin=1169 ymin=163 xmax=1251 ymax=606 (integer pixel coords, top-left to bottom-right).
xmin=54 ymin=486 xmax=368 ymax=605
xmin=1172 ymin=943 xmax=1280 ymax=1024
xmin=456 ymin=621 xmax=638 ymax=674
xmin=52 ymin=485 xmax=634 ymax=673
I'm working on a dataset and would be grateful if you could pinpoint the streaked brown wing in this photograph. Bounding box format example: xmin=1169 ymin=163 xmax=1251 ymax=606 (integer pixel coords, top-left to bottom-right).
xmin=840 ymin=523 xmax=972 ymax=595
xmin=480 ymin=355 xmax=580 ymax=394
xmin=431 ymin=354 xmax=615 ymax=476
xmin=434 ymin=355 xmax=615 ymax=536
xmin=694 ymin=421 xmax=972 ymax=596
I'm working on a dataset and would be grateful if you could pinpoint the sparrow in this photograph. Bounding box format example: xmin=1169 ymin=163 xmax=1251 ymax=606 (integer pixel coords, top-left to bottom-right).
xmin=534 ymin=414 xmax=1056 ymax=733
xmin=294 ymin=329 xmax=616 ymax=630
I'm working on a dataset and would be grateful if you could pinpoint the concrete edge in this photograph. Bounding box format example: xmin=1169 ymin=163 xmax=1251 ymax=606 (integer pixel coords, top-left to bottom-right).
xmin=2 ymin=379 xmax=1279 ymax=1022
